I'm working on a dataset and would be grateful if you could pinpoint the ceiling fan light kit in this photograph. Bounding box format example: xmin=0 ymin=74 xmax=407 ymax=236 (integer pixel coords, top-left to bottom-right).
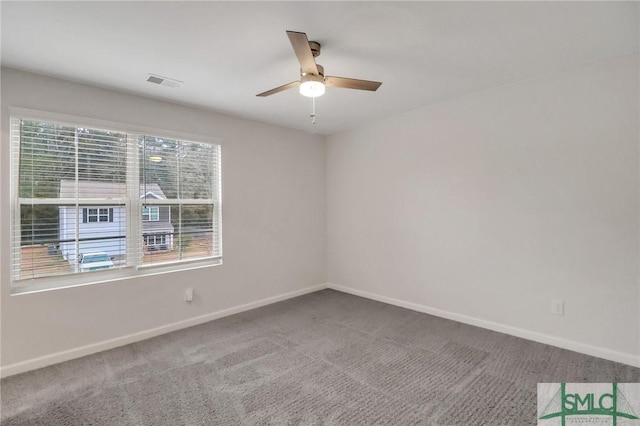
xmin=299 ymin=74 xmax=325 ymax=98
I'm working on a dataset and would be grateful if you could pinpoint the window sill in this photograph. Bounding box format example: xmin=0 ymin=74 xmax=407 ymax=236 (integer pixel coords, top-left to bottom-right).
xmin=10 ymin=257 xmax=223 ymax=296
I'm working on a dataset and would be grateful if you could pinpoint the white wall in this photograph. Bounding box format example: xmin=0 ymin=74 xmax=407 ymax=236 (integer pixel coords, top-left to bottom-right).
xmin=0 ymin=68 xmax=326 ymax=370
xmin=327 ymin=54 xmax=640 ymax=364
xmin=2 ymin=53 xmax=638 ymax=372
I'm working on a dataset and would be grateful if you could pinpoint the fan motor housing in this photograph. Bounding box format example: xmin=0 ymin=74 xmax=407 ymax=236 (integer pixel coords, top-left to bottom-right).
xmin=301 ymin=64 xmax=324 ymax=78
xmin=300 ymin=73 xmax=324 ymax=86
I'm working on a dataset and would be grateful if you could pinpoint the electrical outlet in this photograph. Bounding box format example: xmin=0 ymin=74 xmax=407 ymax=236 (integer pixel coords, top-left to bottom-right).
xmin=551 ymin=299 xmax=564 ymax=316
xmin=184 ymin=288 xmax=193 ymax=303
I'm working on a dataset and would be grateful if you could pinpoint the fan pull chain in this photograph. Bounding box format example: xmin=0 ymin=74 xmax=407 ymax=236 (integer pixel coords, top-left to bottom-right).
xmin=310 ymin=96 xmax=316 ymax=125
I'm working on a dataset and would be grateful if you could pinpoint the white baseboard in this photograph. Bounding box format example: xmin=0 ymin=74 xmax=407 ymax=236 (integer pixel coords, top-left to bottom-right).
xmin=0 ymin=283 xmax=329 ymax=378
xmin=4 ymin=282 xmax=637 ymax=377
xmin=327 ymin=283 xmax=640 ymax=368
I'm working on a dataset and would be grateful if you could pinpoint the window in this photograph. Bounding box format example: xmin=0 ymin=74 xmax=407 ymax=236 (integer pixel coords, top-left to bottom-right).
xmin=141 ymin=207 xmax=159 ymax=221
xmin=139 ymin=135 xmax=219 ymax=266
xmin=144 ymin=234 xmax=166 ymax=246
xmin=143 ymin=234 xmax=168 ymax=250
xmin=10 ymin=113 xmax=222 ymax=291
xmin=84 ymin=208 xmax=114 ymax=223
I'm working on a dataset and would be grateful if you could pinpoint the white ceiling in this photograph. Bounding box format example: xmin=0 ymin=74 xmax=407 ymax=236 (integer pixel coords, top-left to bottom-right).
xmin=1 ymin=2 xmax=638 ymax=135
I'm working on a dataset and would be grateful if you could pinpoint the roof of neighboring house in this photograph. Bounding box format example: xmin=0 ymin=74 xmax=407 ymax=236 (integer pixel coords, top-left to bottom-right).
xmin=59 ymin=180 xmax=168 ymax=200
xmin=142 ymin=221 xmax=175 ymax=234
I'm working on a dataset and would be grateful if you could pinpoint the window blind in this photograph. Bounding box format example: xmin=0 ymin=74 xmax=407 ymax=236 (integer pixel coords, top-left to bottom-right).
xmin=11 ymin=118 xmax=130 ymax=280
xmin=139 ymin=136 xmax=221 ymax=265
xmin=11 ymin=116 xmax=222 ymax=286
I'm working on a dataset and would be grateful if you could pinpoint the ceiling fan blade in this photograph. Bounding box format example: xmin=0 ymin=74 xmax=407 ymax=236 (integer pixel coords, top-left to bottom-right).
xmin=256 ymin=81 xmax=300 ymax=97
xmin=324 ymin=76 xmax=382 ymax=92
xmin=286 ymin=30 xmax=319 ymax=75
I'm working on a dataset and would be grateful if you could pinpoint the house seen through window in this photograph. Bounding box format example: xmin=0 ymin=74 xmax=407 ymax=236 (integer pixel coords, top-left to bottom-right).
xmin=10 ymin=116 xmax=222 ymax=289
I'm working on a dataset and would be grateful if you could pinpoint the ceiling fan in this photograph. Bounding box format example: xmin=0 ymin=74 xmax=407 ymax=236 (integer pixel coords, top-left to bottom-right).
xmin=257 ymin=30 xmax=382 ymax=98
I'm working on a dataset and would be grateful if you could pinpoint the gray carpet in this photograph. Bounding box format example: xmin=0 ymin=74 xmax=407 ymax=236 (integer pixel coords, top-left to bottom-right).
xmin=1 ymin=289 xmax=639 ymax=425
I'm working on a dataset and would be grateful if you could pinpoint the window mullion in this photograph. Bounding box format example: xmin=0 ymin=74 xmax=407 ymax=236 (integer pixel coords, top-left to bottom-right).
xmin=74 ymin=126 xmax=80 ymax=273
xmin=127 ymin=134 xmax=140 ymax=267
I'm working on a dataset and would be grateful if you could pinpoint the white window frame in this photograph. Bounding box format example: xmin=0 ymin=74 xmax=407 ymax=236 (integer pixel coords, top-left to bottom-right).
xmin=141 ymin=206 xmax=159 ymax=222
xmin=10 ymin=107 xmax=223 ymax=295
xmin=86 ymin=207 xmax=112 ymax=223
xmin=144 ymin=234 xmax=167 ymax=247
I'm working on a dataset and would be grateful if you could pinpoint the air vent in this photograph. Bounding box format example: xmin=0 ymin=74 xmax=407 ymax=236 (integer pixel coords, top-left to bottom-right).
xmin=146 ymin=74 xmax=183 ymax=88
xmin=147 ymin=76 xmax=164 ymax=84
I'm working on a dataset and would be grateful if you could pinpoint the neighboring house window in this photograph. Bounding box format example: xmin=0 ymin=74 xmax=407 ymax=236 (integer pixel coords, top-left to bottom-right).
xmin=84 ymin=208 xmax=114 ymax=223
xmin=144 ymin=234 xmax=167 ymax=247
xmin=141 ymin=207 xmax=159 ymax=221
xmin=10 ymin=113 xmax=222 ymax=292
